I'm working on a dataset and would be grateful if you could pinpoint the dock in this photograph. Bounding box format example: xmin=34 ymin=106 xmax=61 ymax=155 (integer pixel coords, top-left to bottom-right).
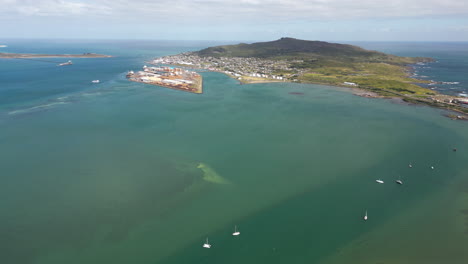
xmin=127 ymin=66 xmax=202 ymax=94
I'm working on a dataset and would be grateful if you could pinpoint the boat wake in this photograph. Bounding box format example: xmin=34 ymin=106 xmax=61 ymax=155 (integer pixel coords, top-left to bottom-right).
xmin=8 ymin=102 xmax=69 ymax=116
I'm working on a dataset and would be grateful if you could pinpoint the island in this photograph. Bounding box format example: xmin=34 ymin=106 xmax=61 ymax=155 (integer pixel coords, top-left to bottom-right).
xmin=0 ymin=52 xmax=112 ymax=58
xmin=126 ymin=65 xmax=202 ymax=94
xmin=152 ymin=37 xmax=468 ymax=116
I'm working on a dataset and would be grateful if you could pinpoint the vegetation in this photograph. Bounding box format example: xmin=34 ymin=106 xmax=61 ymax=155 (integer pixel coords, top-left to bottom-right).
xmin=196 ymin=38 xmax=435 ymax=96
xmin=166 ymin=38 xmax=467 ymax=117
xmin=196 ymin=37 xmax=432 ymax=65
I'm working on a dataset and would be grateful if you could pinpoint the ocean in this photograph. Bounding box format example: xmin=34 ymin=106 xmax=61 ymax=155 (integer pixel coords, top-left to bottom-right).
xmin=1 ymin=40 xmax=468 ymax=264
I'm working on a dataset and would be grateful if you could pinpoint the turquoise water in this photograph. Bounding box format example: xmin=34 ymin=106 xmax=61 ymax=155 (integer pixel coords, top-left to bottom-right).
xmin=1 ymin=41 xmax=468 ymax=264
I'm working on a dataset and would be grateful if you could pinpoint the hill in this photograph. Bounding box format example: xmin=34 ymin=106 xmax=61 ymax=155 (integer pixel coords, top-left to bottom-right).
xmin=196 ymin=37 xmax=431 ymax=65
xmin=154 ymin=38 xmax=468 ymax=115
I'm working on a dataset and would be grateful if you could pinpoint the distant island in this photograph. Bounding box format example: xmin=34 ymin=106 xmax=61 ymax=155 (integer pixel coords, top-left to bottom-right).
xmin=0 ymin=52 xmax=112 ymax=58
xmin=155 ymin=37 xmax=468 ymax=117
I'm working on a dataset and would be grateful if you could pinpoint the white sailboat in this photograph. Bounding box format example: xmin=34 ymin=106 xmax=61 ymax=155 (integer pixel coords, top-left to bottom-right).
xmin=395 ymin=175 xmax=403 ymax=185
xmin=232 ymin=225 xmax=240 ymax=236
xmin=376 ymin=179 xmax=384 ymax=184
xmin=202 ymin=238 xmax=211 ymax=249
xmin=364 ymin=210 xmax=368 ymax=221
xmin=91 ymin=80 xmax=100 ymax=83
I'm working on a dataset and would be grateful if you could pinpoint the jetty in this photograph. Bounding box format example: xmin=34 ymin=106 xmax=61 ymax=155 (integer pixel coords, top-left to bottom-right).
xmin=127 ymin=65 xmax=202 ymax=94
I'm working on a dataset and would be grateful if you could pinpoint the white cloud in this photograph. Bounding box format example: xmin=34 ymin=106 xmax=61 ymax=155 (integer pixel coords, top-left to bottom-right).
xmin=0 ymin=0 xmax=111 ymax=17
xmin=107 ymin=0 xmax=468 ymax=19
xmin=0 ymin=0 xmax=467 ymax=22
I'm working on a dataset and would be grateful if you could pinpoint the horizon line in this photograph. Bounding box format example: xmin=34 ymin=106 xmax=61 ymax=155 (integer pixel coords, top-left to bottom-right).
xmin=2 ymin=37 xmax=468 ymax=43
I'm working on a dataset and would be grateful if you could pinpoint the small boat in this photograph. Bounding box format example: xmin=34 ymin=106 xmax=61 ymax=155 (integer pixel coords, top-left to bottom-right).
xmin=58 ymin=60 xmax=72 ymax=66
xmin=453 ymin=148 xmax=457 ymax=152
xmin=395 ymin=175 xmax=403 ymax=185
xmin=202 ymin=238 xmax=211 ymax=249
xmin=409 ymin=163 xmax=413 ymax=168
xmin=232 ymin=225 xmax=240 ymax=236
xmin=376 ymin=179 xmax=384 ymax=184
xmin=364 ymin=210 xmax=368 ymax=221
xmin=91 ymin=80 xmax=100 ymax=83
xmin=431 ymin=166 xmax=434 ymax=170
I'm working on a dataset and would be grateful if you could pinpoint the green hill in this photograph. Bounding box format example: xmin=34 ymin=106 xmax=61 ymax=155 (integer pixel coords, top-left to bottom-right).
xmin=196 ymin=37 xmax=430 ymax=65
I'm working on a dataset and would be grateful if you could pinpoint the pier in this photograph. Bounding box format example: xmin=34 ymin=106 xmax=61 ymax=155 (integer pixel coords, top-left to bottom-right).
xmin=127 ymin=66 xmax=202 ymax=94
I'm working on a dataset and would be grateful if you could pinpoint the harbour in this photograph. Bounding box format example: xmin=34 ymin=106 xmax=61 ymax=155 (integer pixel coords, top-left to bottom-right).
xmin=126 ymin=65 xmax=203 ymax=94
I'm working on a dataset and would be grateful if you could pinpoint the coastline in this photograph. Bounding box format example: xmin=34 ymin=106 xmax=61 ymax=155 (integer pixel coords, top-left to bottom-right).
xmin=208 ymin=66 xmax=468 ymax=120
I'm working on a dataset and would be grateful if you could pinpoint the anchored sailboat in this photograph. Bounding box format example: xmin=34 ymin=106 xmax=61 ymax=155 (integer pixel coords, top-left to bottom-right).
xmin=396 ymin=175 xmax=403 ymax=185
xmin=364 ymin=210 xmax=368 ymax=221
xmin=232 ymin=225 xmax=240 ymax=236
xmin=202 ymin=238 xmax=211 ymax=249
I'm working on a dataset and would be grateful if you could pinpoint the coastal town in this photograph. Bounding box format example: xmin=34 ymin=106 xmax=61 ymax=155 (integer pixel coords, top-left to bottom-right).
xmin=126 ymin=65 xmax=202 ymax=93
xmin=148 ymin=52 xmax=468 ymax=117
xmin=152 ymin=52 xmax=301 ymax=83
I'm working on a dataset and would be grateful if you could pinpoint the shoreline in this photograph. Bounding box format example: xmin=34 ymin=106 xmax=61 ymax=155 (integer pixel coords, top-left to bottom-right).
xmin=208 ymin=68 xmax=468 ymax=120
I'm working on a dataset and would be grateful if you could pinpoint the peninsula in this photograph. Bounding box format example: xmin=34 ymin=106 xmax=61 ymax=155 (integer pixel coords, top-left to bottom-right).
xmin=0 ymin=52 xmax=112 ymax=58
xmin=155 ymin=37 xmax=468 ymax=116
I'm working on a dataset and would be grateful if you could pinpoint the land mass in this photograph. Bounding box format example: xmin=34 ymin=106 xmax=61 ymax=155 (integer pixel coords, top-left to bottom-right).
xmin=0 ymin=52 xmax=112 ymax=58
xmin=155 ymin=37 xmax=468 ymax=116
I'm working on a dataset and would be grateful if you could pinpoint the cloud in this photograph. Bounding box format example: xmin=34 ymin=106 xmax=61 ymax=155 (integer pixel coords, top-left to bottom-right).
xmin=0 ymin=0 xmax=111 ymax=17
xmin=1 ymin=0 xmax=468 ymax=21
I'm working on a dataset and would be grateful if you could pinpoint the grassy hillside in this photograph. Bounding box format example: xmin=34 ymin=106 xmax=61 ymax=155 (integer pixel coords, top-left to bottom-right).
xmin=196 ymin=37 xmax=431 ymax=65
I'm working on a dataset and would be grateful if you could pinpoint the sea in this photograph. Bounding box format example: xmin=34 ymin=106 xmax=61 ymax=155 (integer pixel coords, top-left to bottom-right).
xmin=1 ymin=40 xmax=468 ymax=264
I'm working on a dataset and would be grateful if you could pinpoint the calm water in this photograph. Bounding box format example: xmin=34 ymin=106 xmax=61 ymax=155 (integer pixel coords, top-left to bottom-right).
xmin=1 ymin=40 xmax=468 ymax=264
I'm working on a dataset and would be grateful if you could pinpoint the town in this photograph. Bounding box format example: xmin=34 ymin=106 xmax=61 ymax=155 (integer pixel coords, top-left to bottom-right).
xmin=152 ymin=52 xmax=303 ymax=83
xmin=151 ymin=53 xmax=468 ymax=115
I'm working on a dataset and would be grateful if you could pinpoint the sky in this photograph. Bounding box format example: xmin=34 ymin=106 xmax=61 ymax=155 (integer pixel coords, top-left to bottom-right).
xmin=1 ymin=0 xmax=468 ymax=41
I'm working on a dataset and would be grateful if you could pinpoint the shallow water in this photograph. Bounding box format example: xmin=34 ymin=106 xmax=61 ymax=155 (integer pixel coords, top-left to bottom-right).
xmin=1 ymin=40 xmax=468 ymax=264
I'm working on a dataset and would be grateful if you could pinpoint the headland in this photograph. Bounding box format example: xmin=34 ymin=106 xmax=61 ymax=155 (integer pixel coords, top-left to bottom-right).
xmin=155 ymin=37 xmax=468 ymax=117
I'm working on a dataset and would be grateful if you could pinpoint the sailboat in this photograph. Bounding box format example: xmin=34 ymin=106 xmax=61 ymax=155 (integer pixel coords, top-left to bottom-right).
xmin=202 ymin=238 xmax=211 ymax=248
xmin=376 ymin=179 xmax=384 ymax=184
xmin=363 ymin=210 xmax=368 ymax=221
xmin=232 ymin=225 xmax=240 ymax=236
xmin=395 ymin=175 xmax=403 ymax=185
